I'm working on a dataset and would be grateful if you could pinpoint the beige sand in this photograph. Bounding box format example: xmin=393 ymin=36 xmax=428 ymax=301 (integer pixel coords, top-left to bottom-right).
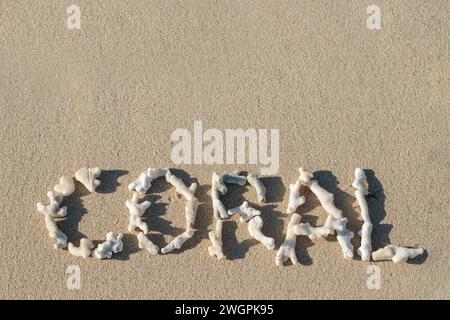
xmin=0 ymin=1 xmax=448 ymax=299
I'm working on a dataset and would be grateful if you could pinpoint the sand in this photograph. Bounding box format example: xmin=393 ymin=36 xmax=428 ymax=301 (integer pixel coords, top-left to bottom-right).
xmin=0 ymin=1 xmax=448 ymax=299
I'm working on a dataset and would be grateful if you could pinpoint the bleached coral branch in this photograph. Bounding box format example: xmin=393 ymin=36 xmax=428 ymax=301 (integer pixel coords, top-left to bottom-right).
xmin=161 ymin=229 xmax=195 ymax=254
xmin=44 ymin=213 xmax=67 ymax=250
xmin=126 ymin=192 xmax=151 ymax=217
xmin=293 ymin=222 xmax=332 ymax=240
xmin=352 ymin=168 xmax=369 ymax=195
xmin=228 ymin=201 xmax=261 ymax=223
xmin=92 ymin=232 xmax=123 ymax=259
xmin=54 ymin=175 xmax=75 ymax=197
xmin=185 ymin=198 xmax=199 ymax=230
xmin=208 ymin=219 xmax=224 ymax=259
xmin=148 ymin=167 xmax=169 ymax=180
xmin=276 ymin=213 xmax=301 ymax=266
xmin=212 ymin=190 xmax=229 ymax=219
xmin=336 ymin=220 xmax=354 ymax=260
xmin=212 ymin=172 xmax=228 ymax=194
xmin=128 ymin=214 xmax=149 ymax=234
xmin=128 ymin=168 xmax=169 ymax=193
xmin=137 ymin=232 xmax=159 ymax=255
xmin=287 ymin=179 xmax=306 ymax=214
xmin=165 ymin=171 xmax=197 ymax=201
xmin=75 ymin=167 xmax=101 ymax=193
xmin=125 ymin=192 xmax=151 ymax=234
xmin=223 ymin=171 xmax=247 ymax=186
xmin=211 ymin=172 xmax=229 ymax=219
xmin=247 ymin=173 xmax=266 ymax=203
xmin=128 ymin=172 xmax=152 ymax=194
xmin=37 ymin=191 xmax=67 ymax=218
xmin=247 ymin=216 xmax=275 ymax=250
xmin=352 ymin=168 xmax=372 ymax=261
xmin=372 ymin=245 xmax=424 ymax=263
xmin=68 ymin=238 xmax=94 ymax=258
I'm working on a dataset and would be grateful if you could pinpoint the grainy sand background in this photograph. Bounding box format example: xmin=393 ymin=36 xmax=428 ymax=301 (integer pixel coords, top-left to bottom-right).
xmin=0 ymin=1 xmax=448 ymax=299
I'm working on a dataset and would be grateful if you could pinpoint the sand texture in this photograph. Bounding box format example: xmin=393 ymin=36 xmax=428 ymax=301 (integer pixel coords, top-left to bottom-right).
xmin=0 ymin=1 xmax=448 ymax=299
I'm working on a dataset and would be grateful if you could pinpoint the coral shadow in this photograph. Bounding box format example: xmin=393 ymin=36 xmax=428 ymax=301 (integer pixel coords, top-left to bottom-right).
xmin=291 ymin=214 xmax=316 ymax=266
xmin=96 ymin=169 xmax=129 ymax=194
xmin=300 ymin=187 xmax=321 ymax=215
xmin=114 ymin=233 xmax=141 ymax=261
xmin=407 ymin=249 xmax=428 ymax=265
xmin=145 ymin=178 xmax=183 ymax=248
xmin=260 ymin=176 xmax=286 ymax=203
xmin=295 ymin=237 xmax=315 ymax=266
xmin=60 ymin=181 xmax=90 ymax=243
xmin=221 ymin=184 xmax=249 ymax=209
xmin=223 ymin=220 xmax=257 ymax=260
xmin=365 ymin=169 xmax=393 ymax=250
xmin=258 ymin=204 xmax=285 ymax=247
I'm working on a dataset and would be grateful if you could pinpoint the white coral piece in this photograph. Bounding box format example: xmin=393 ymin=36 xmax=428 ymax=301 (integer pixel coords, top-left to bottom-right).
xmin=92 ymin=232 xmax=123 ymax=259
xmin=372 ymin=245 xmax=424 ymax=263
xmin=276 ymin=213 xmax=301 ymax=266
xmin=75 ymin=167 xmax=101 ymax=193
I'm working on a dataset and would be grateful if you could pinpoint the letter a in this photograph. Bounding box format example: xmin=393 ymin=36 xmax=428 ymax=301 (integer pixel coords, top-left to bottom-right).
xmin=367 ymin=5 xmax=381 ymax=30
xmin=66 ymin=5 xmax=81 ymax=30
xmin=66 ymin=265 xmax=81 ymax=289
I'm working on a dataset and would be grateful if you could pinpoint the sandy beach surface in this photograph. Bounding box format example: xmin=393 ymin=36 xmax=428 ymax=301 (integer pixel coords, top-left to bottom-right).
xmin=0 ymin=1 xmax=448 ymax=299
